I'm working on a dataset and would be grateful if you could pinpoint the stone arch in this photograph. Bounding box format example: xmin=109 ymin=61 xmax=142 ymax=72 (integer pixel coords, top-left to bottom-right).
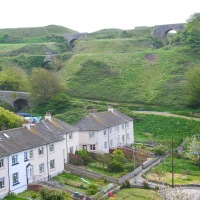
xmin=13 ymin=99 xmax=29 ymax=111
xmin=152 ymin=23 xmax=185 ymax=45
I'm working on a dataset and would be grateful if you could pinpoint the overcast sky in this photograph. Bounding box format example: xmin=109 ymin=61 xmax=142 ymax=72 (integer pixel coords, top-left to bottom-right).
xmin=0 ymin=0 xmax=199 ymax=33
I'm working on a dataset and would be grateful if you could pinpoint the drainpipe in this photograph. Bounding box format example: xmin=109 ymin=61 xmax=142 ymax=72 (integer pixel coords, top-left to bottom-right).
xmin=107 ymin=127 xmax=110 ymax=153
xmin=46 ymin=145 xmax=50 ymax=180
xmin=66 ymin=133 xmax=69 ymax=163
xmin=8 ymin=156 xmax=10 ymax=193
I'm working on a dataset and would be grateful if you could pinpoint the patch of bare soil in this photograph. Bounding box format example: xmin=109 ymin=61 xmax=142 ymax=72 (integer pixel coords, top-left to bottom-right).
xmin=144 ymin=54 xmax=157 ymax=62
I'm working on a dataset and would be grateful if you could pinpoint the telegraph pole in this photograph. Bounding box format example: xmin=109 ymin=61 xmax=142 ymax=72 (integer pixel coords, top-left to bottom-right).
xmin=171 ymin=139 xmax=174 ymax=188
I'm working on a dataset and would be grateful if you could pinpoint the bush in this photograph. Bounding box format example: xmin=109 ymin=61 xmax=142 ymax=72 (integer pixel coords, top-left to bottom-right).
xmin=86 ymin=184 xmax=98 ymax=195
xmin=153 ymin=145 xmax=166 ymax=156
xmin=143 ymin=181 xmax=149 ymax=189
xmin=124 ymin=162 xmax=135 ymax=172
xmin=107 ymin=160 xmax=124 ymax=172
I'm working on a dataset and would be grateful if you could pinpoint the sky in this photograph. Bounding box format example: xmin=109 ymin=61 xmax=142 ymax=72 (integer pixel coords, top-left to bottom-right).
xmin=0 ymin=0 xmax=199 ymax=33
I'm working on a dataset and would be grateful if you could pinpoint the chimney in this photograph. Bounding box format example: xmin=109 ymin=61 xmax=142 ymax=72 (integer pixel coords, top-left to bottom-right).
xmin=108 ymin=106 xmax=113 ymax=112
xmin=45 ymin=111 xmax=52 ymax=121
xmin=23 ymin=120 xmax=31 ymax=130
xmin=89 ymin=108 xmax=95 ymax=116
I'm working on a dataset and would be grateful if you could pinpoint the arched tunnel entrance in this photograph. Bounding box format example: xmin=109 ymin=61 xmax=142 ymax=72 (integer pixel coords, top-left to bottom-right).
xmin=13 ymin=99 xmax=29 ymax=112
xmin=164 ymin=29 xmax=177 ymax=44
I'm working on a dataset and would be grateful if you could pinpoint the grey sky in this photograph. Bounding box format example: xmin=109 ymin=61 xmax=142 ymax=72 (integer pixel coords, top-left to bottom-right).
xmin=0 ymin=0 xmax=199 ymax=33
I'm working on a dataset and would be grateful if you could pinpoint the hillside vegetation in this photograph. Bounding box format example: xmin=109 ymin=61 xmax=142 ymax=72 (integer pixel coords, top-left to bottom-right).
xmin=0 ymin=17 xmax=200 ymax=109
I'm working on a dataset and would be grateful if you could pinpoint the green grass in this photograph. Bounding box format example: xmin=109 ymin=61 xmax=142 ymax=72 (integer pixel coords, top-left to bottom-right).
xmin=108 ymin=188 xmax=162 ymax=200
xmin=132 ymin=113 xmax=200 ymax=146
xmin=53 ymin=172 xmax=109 ymax=195
xmin=18 ymin=190 xmax=39 ymax=199
xmin=3 ymin=194 xmax=27 ymax=200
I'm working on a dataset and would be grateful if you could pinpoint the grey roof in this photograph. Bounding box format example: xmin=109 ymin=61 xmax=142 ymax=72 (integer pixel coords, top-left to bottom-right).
xmin=75 ymin=109 xmax=132 ymax=131
xmin=0 ymin=125 xmax=62 ymax=158
xmin=36 ymin=118 xmax=79 ymax=136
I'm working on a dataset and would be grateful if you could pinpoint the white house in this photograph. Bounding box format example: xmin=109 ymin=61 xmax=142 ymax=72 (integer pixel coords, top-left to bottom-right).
xmin=0 ymin=123 xmax=65 ymax=198
xmin=75 ymin=107 xmax=134 ymax=153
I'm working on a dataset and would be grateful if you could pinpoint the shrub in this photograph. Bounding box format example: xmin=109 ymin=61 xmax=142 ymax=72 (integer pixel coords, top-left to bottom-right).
xmin=107 ymin=160 xmax=124 ymax=172
xmin=143 ymin=181 xmax=149 ymax=189
xmin=153 ymin=145 xmax=166 ymax=156
xmin=86 ymin=184 xmax=98 ymax=195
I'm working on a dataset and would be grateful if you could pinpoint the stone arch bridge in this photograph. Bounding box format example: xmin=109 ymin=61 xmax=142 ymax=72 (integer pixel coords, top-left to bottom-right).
xmin=0 ymin=90 xmax=31 ymax=111
xmin=152 ymin=23 xmax=185 ymax=44
xmin=43 ymin=32 xmax=88 ymax=64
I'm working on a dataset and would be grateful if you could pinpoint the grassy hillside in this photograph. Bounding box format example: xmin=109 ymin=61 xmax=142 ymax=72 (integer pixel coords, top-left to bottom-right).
xmin=59 ymin=45 xmax=200 ymax=108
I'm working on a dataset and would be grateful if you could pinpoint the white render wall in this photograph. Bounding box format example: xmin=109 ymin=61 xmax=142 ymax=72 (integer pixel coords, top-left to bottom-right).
xmin=78 ymin=120 xmax=134 ymax=153
xmin=9 ymin=151 xmax=29 ymax=194
xmin=67 ymin=131 xmax=79 ymax=154
xmin=0 ymin=156 xmax=9 ymax=199
xmin=29 ymin=140 xmax=65 ymax=183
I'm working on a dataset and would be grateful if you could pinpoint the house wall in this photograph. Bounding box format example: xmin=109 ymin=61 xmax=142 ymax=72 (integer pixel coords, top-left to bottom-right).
xmin=0 ymin=156 xmax=9 ymax=199
xmin=29 ymin=140 xmax=65 ymax=183
xmin=67 ymin=131 xmax=79 ymax=154
xmin=9 ymin=151 xmax=29 ymax=194
xmin=78 ymin=120 xmax=134 ymax=154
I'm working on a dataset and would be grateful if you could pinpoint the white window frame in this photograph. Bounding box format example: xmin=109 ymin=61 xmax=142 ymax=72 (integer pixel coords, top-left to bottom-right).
xmin=29 ymin=150 xmax=33 ymax=159
xmin=89 ymin=132 xmax=95 ymax=138
xmin=49 ymin=144 xmax=54 ymax=152
xmin=38 ymin=147 xmax=44 ymax=155
xmin=24 ymin=151 xmax=28 ymax=161
xmin=12 ymin=155 xmax=18 ymax=165
xmin=104 ymin=142 xmax=107 ymax=149
xmin=39 ymin=163 xmax=44 ymax=174
xmin=122 ymin=135 xmax=125 ymax=142
xmin=103 ymin=130 xmax=107 ymax=136
xmin=90 ymin=145 xmax=96 ymax=151
xmin=110 ymin=140 xmax=113 ymax=147
xmin=109 ymin=128 xmax=112 ymax=134
xmin=126 ymin=122 xmax=129 ymax=128
xmin=115 ymin=125 xmax=119 ymax=132
xmin=0 ymin=177 xmax=5 ymax=189
xmin=0 ymin=158 xmax=4 ymax=168
xmin=69 ymin=146 xmax=74 ymax=153
xmin=12 ymin=172 xmax=19 ymax=185
xmin=127 ymin=133 xmax=130 ymax=140
xmin=50 ymin=159 xmax=55 ymax=169
xmin=69 ymin=133 xmax=73 ymax=140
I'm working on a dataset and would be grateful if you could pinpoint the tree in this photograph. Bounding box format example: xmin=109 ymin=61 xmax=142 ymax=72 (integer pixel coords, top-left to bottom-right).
xmin=184 ymin=13 xmax=200 ymax=53
xmin=186 ymin=67 xmax=200 ymax=107
xmin=95 ymin=153 xmax=112 ymax=168
xmin=107 ymin=160 xmax=124 ymax=172
xmin=30 ymin=68 xmax=66 ymax=103
xmin=46 ymin=93 xmax=71 ymax=114
xmin=112 ymin=149 xmax=125 ymax=163
xmin=0 ymin=107 xmax=22 ymax=130
xmin=153 ymin=145 xmax=166 ymax=157
xmin=0 ymin=67 xmax=28 ymax=91
xmin=185 ymin=136 xmax=200 ymax=167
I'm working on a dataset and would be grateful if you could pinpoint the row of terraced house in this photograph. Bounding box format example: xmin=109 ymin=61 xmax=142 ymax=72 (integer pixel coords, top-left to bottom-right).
xmin=0 ymin=107 xmax=134 ymax=198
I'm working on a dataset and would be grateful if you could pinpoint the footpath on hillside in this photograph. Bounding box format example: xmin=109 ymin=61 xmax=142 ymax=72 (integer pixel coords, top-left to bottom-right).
xmin=132 ymin=111 xmax=200 ymax=121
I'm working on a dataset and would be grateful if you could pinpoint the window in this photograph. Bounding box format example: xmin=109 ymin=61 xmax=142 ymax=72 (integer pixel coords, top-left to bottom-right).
xmin=104 ymin=142 xmax=107 ymax=149
xmin=126 ymin=122 xmax=129 ymax=128
xmin=49 ymin=144 xmax=54 ymax=152
xmin=122 ymin=135 xmax=125 ymax=142
xmin=103 ymin=130 xmax=107 ymax=136
xmin=69 ymin=133 xmax=73 ymax=140
xmin=12 ymin=172 xmax=19 ymax=185
xmin=24 ymin=151 xmax=28 ymax=161
xmin=110 ymin=140 xmax=113 ymax=147
xmin=127 ymin=133 xmax=130 ymax=140
xmin=89 ymin=132 xmax=95 ymax=138
xmin=29 ymin=150 xmax=33 ymax=159
xmin=122 ymin=124 xmax=124 ymax=129
xmin=50 ymin=160 xmax=55 ymax=169
xmin=115 ymin=125 xmax=119 ymax=132
xmin=109 ymin=128 xmax=112 ymax=134
xmin=38 ymin=147 xmax=44 ymax=155
xmin=39 ymin=163 xmax=44 ymax=174
xmin=12 ymin=155 xmax=18 ymax=165
xmin=69 ymin=146 xmax=73 ymax=153
xmin=90 ymin=145 xmax=96 ymax=151
xmin=0 ymin=158 xmax=4 ymax=168
xmin=0 ymin=177 xmax=5 ymax=189
xmin=83 ymin=145 xmax=87 ymax=150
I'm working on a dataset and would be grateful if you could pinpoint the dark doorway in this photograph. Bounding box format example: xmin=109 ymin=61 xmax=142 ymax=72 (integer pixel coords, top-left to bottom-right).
xmin=13 ymin=99 xmax=29 ymax=112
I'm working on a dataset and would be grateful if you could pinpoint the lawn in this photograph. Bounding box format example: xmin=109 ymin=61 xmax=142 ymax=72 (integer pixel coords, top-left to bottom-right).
xmin=107 ymin=188 xmax=162 ymax=200
xmin=146 ymin=156 xmax=200 ymax=185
